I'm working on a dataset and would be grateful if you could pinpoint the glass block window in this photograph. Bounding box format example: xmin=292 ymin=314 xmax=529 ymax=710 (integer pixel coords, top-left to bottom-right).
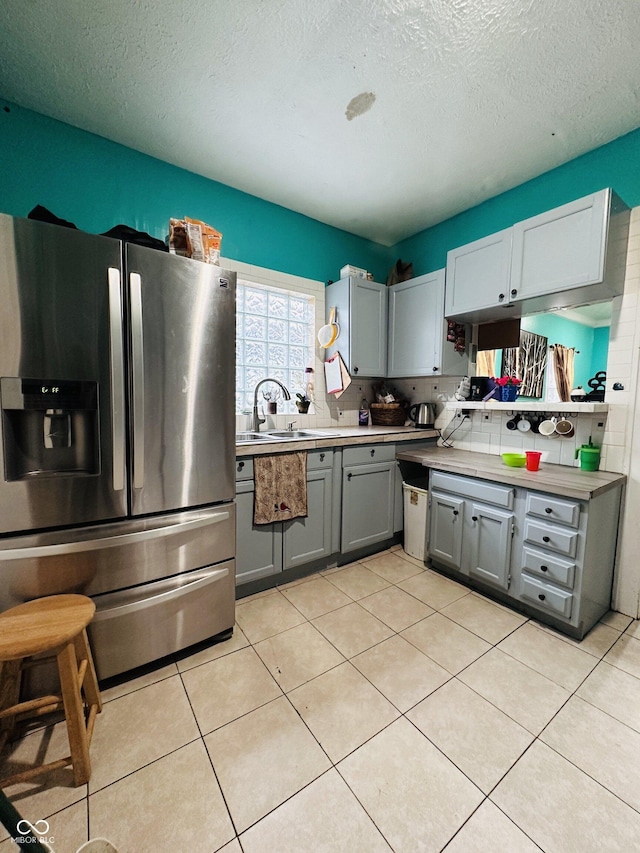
xmin=236 ymin=279 xmax=315 ymax=413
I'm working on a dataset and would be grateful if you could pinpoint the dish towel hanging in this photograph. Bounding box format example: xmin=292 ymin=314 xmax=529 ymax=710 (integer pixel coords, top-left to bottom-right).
xmin=253 ymin=452 xmax=308 ymax=525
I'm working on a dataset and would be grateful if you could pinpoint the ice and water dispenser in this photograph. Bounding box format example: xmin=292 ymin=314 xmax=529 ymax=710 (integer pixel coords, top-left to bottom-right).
xmin=1 ymin=378 xmax=99 ymax=480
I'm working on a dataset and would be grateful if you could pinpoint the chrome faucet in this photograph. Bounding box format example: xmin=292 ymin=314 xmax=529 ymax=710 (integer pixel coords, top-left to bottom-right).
xmin=252 ymin=378 xmax=291 ymax=432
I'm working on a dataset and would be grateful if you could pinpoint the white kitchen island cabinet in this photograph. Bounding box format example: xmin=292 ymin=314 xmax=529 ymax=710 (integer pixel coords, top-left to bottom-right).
xmin=387 ymin=270 xmax=469 ymax=378
xmin=324 ymin=276 xmax=387 ymax=377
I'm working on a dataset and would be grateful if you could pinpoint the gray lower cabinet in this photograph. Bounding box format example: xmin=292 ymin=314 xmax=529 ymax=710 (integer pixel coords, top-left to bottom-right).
xmin=429 ymin=471 xmax=515 ymax=590
xmin=342 ymin=443 xmax=396 ymax=553
xmin=235 ymin=450 xmax=333 ymax=585
xmin=236 ymin=459 xmax=282 ymax=585
xmin=428 ymin=469 xmax=623 ymax=638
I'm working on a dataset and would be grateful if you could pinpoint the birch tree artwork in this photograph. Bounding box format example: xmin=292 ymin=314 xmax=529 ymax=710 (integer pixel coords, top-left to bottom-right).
xmin=501 ymin=331 xmax=548 ymax=397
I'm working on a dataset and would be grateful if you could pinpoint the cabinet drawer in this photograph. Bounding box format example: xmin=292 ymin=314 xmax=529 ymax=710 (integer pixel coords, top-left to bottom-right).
xmin=343 ymin=443 xmax=395 ymax=465
xmin=526 ymin=494 xmax=580 ymax=528
xmin=524 ymin=520 xmax=578 ymax=558
xmin=521 ymin=574 xmax=573 ymax=620
xmin=235 ymin=458 xmax=254 ymax=481
xmin=430 ymin=471 xmax=514 ymax=509
xmin=521 ymin=547 xmax=576 ymax=589
xmin=307 ymin=449 xmax=333 ymax=470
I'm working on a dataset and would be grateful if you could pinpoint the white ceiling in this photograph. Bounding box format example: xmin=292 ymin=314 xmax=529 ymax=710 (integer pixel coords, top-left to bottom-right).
xmin=1 ymin=0 xmax=640 ymax=246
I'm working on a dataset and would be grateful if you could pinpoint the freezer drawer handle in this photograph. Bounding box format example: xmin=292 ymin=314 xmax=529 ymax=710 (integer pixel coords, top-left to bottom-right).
xmin=130 ymin=272 xmax=145 ymax=489
xmin=0 ymin=510 xmax=230 ymax=560
xmin=108 ymin=267 xmax=126 ymax=492
xmin=92 ymin=567 xmax=230 ymax=621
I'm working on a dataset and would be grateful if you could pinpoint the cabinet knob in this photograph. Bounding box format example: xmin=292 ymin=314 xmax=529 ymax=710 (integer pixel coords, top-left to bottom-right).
xmin=370 ymin=449 xmax=375 ymax=456
xmin=238 ymin=461 xmax=244 ymax=471
xmin=471 ymin=515 xmax=478 ymax=522
xmin=353 ymin=366 xmax=359 ymax=374
xmin=319 ymin=452 xmax=325 ymax=461
xmin=498 ymin=293 xmax=505 ymax=302
xmin=347 ymin=472 xmax=352 ymax=481
xmin=545 ymin=507 xmax=552 ymax=514
xmin=452 ymin=509 xmax=459 ymax=516
xmin=542 ymin=536 xmax=551 ymax=543
xmin=540 ymin=565 xmax=548 ymax=572
xmin=538 ymin=593 xmax=546 ymax=601
xmin=432 ymin=366 xmax=438 ymax=372
xmin=511 ymin=288 xmax=518 ymax=297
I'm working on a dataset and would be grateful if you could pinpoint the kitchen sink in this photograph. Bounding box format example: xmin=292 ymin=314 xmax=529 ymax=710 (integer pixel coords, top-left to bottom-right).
xmin=264 ymin=430 xmax=333 ymax=439
xmin=235 ymin=432 xmax=279 ymax=443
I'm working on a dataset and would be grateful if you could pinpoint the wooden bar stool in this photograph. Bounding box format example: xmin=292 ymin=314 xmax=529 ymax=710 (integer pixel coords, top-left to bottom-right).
xmin=0 ymin=594 xmax=102 ymax=788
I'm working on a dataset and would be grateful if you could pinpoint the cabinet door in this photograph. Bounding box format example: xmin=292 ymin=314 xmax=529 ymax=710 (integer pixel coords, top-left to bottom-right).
xmin=511 ymin=191 xmax=608 ymax=301
xmin=387 ymin=273 xmax=440 ymax=377
xmin=351 ymin=279 xmax=388 ymax=376
xmin=467 ymin=502 xmax=514 ymax=589
xmin=235 ymin=479 xmax=282 ymax=585
xmin=445 ymin=229 xmax=512 ymax=320
xmin=428 ymin=491 xmax=464 ymax=570
xmin=283 ymin=469 xmax=332 ymax=569
xmin=341 ymin=461 xmax=395 ymax=552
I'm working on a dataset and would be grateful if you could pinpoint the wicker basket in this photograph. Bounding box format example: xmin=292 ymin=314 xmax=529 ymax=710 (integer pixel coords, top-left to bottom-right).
xmin=370 ymin=403 xmax=407 ymax=426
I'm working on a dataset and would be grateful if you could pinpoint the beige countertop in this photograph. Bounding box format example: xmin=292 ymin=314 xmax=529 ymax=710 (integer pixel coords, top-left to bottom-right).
xmin=396 ymin=446 xmax=625 ymax=501
xmin=235 ymin=425 xmax=438 ymax=457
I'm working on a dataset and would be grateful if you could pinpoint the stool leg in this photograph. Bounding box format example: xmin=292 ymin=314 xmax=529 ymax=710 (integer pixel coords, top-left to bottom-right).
xmin=74 ymin=629 xmax=102 ymax=714
xmin=56 ymin=641 xmax=91 ymax=786
xmin=0 ymin=660 xmax=21 ymax=751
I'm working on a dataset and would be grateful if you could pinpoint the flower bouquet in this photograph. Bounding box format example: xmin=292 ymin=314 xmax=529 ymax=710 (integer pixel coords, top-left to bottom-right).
xmin=493 ymin=375 xmax=521 ymax=402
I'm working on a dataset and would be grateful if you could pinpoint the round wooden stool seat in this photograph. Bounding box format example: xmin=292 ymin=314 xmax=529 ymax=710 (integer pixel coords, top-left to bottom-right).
xmin=0 ymin=595 xmax=96 ymax=660
xmin=0 ymin=594 xmax=102 ymax=789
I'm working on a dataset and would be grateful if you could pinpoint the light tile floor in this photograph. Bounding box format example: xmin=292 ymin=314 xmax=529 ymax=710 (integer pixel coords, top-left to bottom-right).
xmin=2 ymin=546 xmax=640 ymax=852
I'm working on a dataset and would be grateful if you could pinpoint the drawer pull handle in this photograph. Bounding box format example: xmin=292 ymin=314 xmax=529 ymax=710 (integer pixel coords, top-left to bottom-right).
xmin=545 ymin=507 xmax=552 ymax=514
xmin=542 ymin=536 xmax=551 ymax=543
xmin=452 ymin=510 xmax=459 ymax=516
xmin=540 ymin=565 xmax=548 ymax=572
xmin=538 ymin=593 xmax=546 ymax=601
xmin=319 ymin=453 xmax=325 ymax=461
xmin=471 ymin=515 xmax=478 ymax=522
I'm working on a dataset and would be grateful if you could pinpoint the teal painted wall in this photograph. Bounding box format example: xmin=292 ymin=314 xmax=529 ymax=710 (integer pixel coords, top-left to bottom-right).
xmin=0 ymin=100 xmax=390 ymax=283
xmin=591 ymin=326 xmax=610 ymax=379
xmin=393 ymin=126 xmax=640 ymax=274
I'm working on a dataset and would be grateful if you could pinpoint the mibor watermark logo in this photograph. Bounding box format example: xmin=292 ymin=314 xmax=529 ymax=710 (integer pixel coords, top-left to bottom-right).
xmin=15 ymin=818 xmax=55 ymax=848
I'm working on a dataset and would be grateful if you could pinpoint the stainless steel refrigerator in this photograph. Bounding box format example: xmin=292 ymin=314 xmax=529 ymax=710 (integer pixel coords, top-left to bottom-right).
xmin=0 ymin=213 xmax=236 ymax=679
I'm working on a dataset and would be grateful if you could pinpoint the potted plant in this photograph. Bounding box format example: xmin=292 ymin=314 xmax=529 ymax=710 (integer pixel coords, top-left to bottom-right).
xmin=295 ymin=392 xmax=311 ymax=414
xmin=494 ymin=375 xmax=522 ymax=403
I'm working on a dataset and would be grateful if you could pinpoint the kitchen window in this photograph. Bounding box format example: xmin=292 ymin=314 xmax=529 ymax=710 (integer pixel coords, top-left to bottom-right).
xmin=235 ymin=278 xmax=315 ymax=414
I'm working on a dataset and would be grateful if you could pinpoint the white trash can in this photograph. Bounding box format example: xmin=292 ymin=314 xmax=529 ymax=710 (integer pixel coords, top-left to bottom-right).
xmin=402 ymin=482 xmax=429 ymax=561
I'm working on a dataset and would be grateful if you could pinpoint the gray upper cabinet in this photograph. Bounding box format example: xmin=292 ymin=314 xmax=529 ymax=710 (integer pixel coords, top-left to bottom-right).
xmin=445 ymin=229 xmax=513 ymax=322
xmin=324 ymin=277 xmax=387 ymax=376
xmin=387 ymin=271 xmax=469 ymax=377
xmin=511 ymin=189 xmax=628 ymax=310
xmin=445 ymin=188 xmax=629 ymax=323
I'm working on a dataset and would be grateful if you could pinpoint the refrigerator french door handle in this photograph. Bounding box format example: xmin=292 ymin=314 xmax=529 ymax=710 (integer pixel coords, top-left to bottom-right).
xmin=92 ymin=566 xmax=231 ymax=621
xmin=130 ymin=271 xmax=145 ymax=490
xmin=0 ymin=510 xmax=230 ymax=560
xmin=108 ymin=267 xmax=125 ymax=492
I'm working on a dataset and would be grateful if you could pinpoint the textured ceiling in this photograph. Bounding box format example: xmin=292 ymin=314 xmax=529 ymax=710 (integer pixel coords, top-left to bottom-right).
xmin=1 ymin=0 xmax=639 ymax=245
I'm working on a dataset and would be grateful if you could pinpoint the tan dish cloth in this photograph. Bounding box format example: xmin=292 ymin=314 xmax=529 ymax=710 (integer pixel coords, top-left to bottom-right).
xmin=253 ymin=451 xmax=308 ymax=525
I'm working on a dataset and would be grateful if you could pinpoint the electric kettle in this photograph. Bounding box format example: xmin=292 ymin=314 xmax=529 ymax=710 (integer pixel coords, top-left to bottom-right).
xmin=407 ymin=402 xmax=436 ymax=429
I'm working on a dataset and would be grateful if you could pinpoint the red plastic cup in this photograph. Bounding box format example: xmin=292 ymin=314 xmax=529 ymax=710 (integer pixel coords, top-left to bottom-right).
xmin=526 ymin=451 xmax=542 ymax=471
